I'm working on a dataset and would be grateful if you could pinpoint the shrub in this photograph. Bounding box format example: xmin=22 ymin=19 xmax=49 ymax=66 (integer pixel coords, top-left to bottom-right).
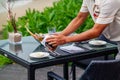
xmin=0 ymin=55 xmax=13 ymax=67
xmin=2 ymin=0 xmax=94 ymax=38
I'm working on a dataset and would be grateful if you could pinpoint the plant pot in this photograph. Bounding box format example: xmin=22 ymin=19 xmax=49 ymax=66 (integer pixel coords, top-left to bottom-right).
xmin=8 ymin=32 xmax=22 ymax=45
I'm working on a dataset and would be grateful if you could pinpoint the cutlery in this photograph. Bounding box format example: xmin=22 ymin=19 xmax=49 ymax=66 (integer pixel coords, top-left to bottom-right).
xmin=45 ymin=48 xmax=61 ymax=56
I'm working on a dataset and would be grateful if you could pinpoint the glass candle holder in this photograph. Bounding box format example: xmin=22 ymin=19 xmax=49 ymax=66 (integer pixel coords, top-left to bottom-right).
xmin=8 ymin=32 xmax=22 ymax=45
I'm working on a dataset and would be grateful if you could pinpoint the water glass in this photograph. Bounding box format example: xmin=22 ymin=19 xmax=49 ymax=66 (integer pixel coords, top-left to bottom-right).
xmin=47 ymin=27 xmax=56 ymax=34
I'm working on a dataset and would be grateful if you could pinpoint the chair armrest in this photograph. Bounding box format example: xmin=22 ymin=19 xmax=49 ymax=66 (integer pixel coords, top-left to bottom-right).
xmin=47 ymin=71 xmax=65 ymax=80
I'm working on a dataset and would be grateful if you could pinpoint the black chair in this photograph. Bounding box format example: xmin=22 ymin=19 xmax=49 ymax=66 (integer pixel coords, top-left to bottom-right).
xmin=73 ymin=55 xmax=115 ymax=69
xmin=47 ymin=60 xmax=120 ymax=80
xmin=71 ymin=55 xmax=116 ymax=80
xmin=71 ymin=39 xmax=118 ymax=80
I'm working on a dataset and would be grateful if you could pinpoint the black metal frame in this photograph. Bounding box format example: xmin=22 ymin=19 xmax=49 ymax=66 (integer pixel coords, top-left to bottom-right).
xmin=48 ymin=71 xmax=65 ymax=80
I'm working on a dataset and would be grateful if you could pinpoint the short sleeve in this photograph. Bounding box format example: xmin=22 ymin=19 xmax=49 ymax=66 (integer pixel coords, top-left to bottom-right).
xmin=96 ymin=0 xmax=119 ymax=24
xmin=80 ymin=0 xmax=89 ymax=12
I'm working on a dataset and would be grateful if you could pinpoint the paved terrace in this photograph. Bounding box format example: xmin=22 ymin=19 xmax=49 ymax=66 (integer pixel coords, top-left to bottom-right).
xmin=0 ymin=63 xmax=84 ymax=80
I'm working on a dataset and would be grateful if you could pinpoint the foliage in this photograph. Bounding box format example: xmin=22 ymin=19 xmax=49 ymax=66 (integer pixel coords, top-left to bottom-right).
xmin=1 ymin=0 xmax=18 ymax=33
xmin=0 ymin=55 xmax=13 ymax=67
xmin=3 ymin=0 xmax=94 ymax=38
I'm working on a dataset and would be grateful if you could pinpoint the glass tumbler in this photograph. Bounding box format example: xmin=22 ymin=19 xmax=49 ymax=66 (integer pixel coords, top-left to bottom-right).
xmin=47 ymin=27 xmax=56 ymax=34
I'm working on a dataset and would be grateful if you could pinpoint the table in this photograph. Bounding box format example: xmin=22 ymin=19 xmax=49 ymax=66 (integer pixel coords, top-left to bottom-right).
xmin=0 ymin=36 xmax=118 ymax=80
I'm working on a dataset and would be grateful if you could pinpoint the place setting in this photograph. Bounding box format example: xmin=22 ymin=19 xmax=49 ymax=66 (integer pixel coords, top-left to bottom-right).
xmin=59 ymin=43 xmax=86 ymax=54
xmin=29 ymin=51 xmax=50 ymax=60
xmin=75 ymin=39 xmax=108 ymax=50
xmin=88 ymin=40 xmax=107 ymax=47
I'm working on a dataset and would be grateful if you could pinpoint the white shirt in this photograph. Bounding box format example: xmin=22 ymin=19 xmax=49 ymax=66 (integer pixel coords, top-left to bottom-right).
xmin=80 ymin=0 xmax=120 ymax=41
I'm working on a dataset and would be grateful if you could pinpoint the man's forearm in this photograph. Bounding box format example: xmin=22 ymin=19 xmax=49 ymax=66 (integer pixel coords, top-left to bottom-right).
xmin=60 ymin=12 xmax=89 ymax=36
xmin=65 ymin=23 xmax=108 ymax=43
xmin=60 ymin=17 xmax=84 ymax=35
xmin=65 ymin=29 xmax=98 ymax=43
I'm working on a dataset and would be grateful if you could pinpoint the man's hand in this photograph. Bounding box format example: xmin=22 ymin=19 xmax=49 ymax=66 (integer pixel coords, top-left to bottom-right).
xmin=46 ymin=34 xmax=67 ymax=47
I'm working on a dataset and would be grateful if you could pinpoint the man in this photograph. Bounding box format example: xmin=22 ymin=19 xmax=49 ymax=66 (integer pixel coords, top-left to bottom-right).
xmin=46 ymin=0 xmax=120 ymax=59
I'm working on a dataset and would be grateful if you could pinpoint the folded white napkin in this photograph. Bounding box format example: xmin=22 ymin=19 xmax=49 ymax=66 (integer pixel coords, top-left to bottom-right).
xmin=60 ymin=45 xmax=85 ymax=53
xmin=41 ymin=35 xmax=54 ymax=50
xmin=41 ymin=35 xmax=50 ymax=47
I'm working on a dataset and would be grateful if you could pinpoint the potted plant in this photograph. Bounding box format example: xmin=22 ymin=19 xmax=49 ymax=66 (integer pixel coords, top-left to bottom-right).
xmin=2 ymin=0 xmax=22 ymax=44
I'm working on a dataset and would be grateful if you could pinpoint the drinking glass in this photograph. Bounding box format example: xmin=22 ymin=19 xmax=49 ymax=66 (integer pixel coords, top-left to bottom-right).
xmin=47 ymin=27 xmax=56 ymax=34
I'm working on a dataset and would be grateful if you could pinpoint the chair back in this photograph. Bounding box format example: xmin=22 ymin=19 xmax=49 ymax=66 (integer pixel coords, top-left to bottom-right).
xmin=80 ymin=60 xmax=120 ymax=80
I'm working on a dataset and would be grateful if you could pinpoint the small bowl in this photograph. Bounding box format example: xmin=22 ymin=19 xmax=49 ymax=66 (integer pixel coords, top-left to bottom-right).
xmin=89 ymin=40 xmax=107 ymax=47
xmin=29 ymin=52 xmax=49 ymax=59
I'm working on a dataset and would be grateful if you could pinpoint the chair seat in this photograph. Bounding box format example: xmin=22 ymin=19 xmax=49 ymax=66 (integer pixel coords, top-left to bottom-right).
xmin=74 ymin=55 xmax=115 ymax=69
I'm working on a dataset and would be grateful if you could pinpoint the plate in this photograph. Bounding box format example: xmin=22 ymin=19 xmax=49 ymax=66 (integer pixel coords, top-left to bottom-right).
xmin=29 ymin=52 xmax=49 ymax=59
xmin=88 ymin=40 xmax=107 ymax=47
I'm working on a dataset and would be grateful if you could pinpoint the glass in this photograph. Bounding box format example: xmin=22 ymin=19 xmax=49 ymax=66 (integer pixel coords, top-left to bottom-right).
xmin=115 ymin=42 xmax=120 ymax=59
xmin=47 ymin=27 xmax=56 ymax=34
xmin=8 ymin=32 xmax=22 ymax=45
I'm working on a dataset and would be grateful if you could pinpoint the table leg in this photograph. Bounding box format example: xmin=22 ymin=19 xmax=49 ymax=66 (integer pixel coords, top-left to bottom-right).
xmin=28 ymin=67 xmax=35 ymax=80
xmin=72 ymin=63 xmax=76 ymax=80
xmin=63 ymin=63 xmax=69 ymax=80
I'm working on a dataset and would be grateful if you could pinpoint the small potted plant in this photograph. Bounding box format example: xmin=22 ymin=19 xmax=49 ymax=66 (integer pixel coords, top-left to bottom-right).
xmin=2 ymin=0 xmax=22 ymax=44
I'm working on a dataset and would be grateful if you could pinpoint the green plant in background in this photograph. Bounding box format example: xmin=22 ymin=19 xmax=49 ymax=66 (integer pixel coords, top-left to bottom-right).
xmin=3 ymin=0 xmax=94 ymax=38
xmin=2 ymin=0 xmax=18 ymax=33
xmin=0 ymin=55 xmax=13 ymax=67
xmin=1 ymin=0 xmax=94 ymax=66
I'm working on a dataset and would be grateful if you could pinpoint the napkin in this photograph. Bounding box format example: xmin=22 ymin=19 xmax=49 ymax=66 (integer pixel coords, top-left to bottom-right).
xmin=60 ymin=45 xmax=85 ymax=53
xmin=41 ymin=35 xmax=54 ymax=50
xmin=41 ymin=35 xmax=49 ymax=47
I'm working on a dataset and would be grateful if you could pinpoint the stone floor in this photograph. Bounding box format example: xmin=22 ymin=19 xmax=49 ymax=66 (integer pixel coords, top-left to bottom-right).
xmin=0 ymin=63 xmax=84 ymax=80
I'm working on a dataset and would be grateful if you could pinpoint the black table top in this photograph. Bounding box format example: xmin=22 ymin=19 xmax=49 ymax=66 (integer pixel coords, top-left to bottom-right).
xmin=0 ymin=36 xmax=118 ymax=69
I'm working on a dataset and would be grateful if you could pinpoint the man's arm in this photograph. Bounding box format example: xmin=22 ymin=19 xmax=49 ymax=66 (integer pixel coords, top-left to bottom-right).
xmin=46 ymin=23 xmax=109 ymax=47
xmin=66 ymin=23 xmax=109 ymax=42
xmin=60 ymin=12 xmax=89 ymax=36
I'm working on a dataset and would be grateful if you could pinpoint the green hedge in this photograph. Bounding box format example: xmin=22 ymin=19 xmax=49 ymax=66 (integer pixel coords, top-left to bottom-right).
xmin=0 ymin=55 xmax=13 ymax=67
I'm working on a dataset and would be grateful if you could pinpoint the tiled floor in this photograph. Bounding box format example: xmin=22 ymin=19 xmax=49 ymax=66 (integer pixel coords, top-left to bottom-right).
xmin=0 ymin=63 xmax=84 ymax=80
